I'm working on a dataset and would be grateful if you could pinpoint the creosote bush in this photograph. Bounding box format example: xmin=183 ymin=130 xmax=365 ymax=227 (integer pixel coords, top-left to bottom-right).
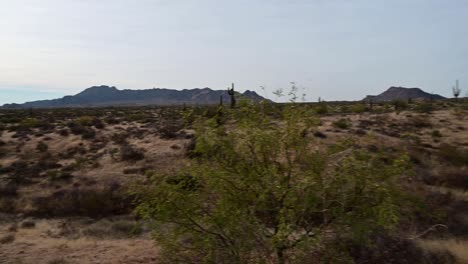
xmin=136 ymin=101 xmax=410 ymax=263
xmin=332 ymin=118 xmax=351 ymax=129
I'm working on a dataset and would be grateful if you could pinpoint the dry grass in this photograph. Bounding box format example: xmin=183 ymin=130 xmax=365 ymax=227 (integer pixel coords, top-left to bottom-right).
xmin=417 ymin=239 xmax=468 ymax=264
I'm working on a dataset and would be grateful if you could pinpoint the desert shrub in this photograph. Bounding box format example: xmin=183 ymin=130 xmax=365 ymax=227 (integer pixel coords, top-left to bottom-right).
xmin=2 ymin=160 xmax=34 ymax=184
xmin=409 ymin=115 xmax=432 ymax=128
xmin=313 ymin=131 xmax=327 ymax=138
xmin=20 ymin=220 xmax=36 ymax=228
xmin=82 ymin=219 xmax=143 ymax=239
xmin=436 ymin=167 xmax=468 ymax=190
xmin=184 ymin=137 xmax=200 ymax=158
xmin=0 ymin=234 xmax=15 ymax=244
xmin=76 ymin=116 xmax=93 ymax=126
xmin=415 ymin=103 xmax=435 ymax=113
xmin=81 ymin=128 xmax=96 ymax=140
xmin=136 ymin=102 xmax=409 ymax=263
xmin=347 ymin=234 xmax=454 ymax=264
xmin=57 ymin=129 xmax=69 ymax=136
xmin=451 ymin=108 xmax=467 ymax=120
xmin=120 ymin=144 xmax=145 ymax=161
xmin=123 ymin=166 xmax=151 ymax=175
xmin=125 ymin=113 xmax=150 ymax=122
xmin=339 ymin=105 xmax=350 ymax=113
xmin=67 ymin=122 xmax=86 ymax=135
xmin=332 ymin=118 xmax=351 ymax=129
xmin=431 ymin=130 xmax=442 ymax=138
xmin=438 ymin=144 xmax=468 ymax=166
xmin=392 ymin=100 xmax=408 ymax=112
xmin=32 ymin=187 xmax=132 ymax=217
xmin=159 ymin=123 xmax=183 ymax=139
xmin=315 ymin=101 xmax=328 ymax=114
xmin=47 ymin=170 xmax=73 ymax=182
xmin=401 ymin=133 xmax=421 ymax=145
xmin=92 ymin=117 xmax=105 ymax=129
xmin=105 ymin=117 xmax=120 ymax=125
xmin=0 ymin=197 xmax=16 ymax=212
xmin=36 ymin=141 xmax=49 ymax=152
xmin=351 ymin=104 xmax=366 ymax=114
xmin=19 ymin=118 xmax=40 ymax=130
xmin=111 ymin=132 xmax=128 ymax=145
xmin=59 ymin=145 xmax=87 ymax=159
xmin=0 ymin=182 xmax=18 ymax=196
xmin=47 ymin=258 xmax=69 ymax=264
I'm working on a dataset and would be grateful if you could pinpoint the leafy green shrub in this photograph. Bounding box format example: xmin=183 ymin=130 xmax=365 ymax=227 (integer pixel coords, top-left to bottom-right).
xmin=76 ymin=116 xmax=93 ymax=126
xmin=332 ymin=118 xmax=351 ymax=129
xmin=19 ymin=118 xmax=40 ymax=129
xmin=315 ymin=101 xmax=328 ymax=114
xmin=136 ymin=102 xmax=409 ymax=263
xmin=351 ymin=104 xmax=366 ymax=114
xmin=392 ymin=100 xmax=408 ymax=112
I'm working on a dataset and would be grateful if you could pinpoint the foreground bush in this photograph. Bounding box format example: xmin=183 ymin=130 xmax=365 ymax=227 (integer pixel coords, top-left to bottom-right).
xmin=137 ymin=102 xmax=409 ymax=263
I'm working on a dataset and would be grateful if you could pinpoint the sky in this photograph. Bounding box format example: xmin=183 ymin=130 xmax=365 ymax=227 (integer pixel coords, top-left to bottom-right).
xmin=0 ymin=0 xmax=467 ymax=104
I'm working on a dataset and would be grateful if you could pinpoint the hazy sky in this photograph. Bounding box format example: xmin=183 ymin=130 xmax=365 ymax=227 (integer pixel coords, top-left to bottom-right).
xmin=1 ymin=0 xmax=467 ymax=104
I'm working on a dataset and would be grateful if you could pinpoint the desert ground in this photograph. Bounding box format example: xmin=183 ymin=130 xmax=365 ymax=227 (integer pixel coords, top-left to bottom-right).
xmin=1 ymin=100 xmax=467 ymax=263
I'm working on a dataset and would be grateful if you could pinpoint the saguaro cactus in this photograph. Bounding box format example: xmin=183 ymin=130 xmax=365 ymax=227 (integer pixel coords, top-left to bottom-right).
xmin=228 ymin=83 xmax=236 ymax=108
xmin=453 ymin=80 xmax=461 ymax=100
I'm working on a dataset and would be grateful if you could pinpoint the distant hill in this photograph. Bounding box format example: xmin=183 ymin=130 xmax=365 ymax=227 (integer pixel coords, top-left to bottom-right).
xmin=2 ymin=86 xmax=268 ymax=108
xmin=363 ymin=87 xmax=445 ymax=102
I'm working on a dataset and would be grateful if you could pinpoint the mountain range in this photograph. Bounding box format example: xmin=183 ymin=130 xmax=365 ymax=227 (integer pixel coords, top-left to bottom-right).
xmin=2 ymin=86 xmax=267 ymax=108
xmin=363 ymin=86 xmax=445 ymax=102
xmin=1 ymin=85 xmax=447 ymax=108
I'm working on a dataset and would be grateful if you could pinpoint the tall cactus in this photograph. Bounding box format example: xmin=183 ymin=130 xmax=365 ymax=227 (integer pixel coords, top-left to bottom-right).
xmin=227 ymin=83 xmax=236 ymax=108
xmin=453 ymin=80 xmax=461 ymax=100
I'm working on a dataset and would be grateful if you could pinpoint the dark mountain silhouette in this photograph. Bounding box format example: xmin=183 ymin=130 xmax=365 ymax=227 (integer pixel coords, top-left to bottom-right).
xmin=2 ymin=86 xmax=268 ymax=108
xmin=363 ymin=87 xmax=445 ymax=102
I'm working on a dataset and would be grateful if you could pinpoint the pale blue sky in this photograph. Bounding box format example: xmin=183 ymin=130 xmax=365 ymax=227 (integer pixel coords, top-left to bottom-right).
xmin=1 ymin=0 xmax=467 ymax=104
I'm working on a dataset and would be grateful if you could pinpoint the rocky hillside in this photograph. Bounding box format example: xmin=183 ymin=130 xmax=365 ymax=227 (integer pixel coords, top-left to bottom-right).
xmin=363 ymin=87 xmax=445 ymax=102
xmin=2 ymin=86 xmax=267 ymax=108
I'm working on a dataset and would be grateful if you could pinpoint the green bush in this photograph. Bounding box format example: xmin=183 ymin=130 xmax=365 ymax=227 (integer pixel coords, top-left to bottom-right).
xmin=315 ymin=101 xmax=328 ymax=115
xmin=351 ymin=104 xmax=366 ymax=114
xmin=415 ymin=103 xmax=435 ymax=113
xmin=136 ymin=102 xmax=409 ymax=263
xmin=332 ymin=118 xmax=351 ymax=129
